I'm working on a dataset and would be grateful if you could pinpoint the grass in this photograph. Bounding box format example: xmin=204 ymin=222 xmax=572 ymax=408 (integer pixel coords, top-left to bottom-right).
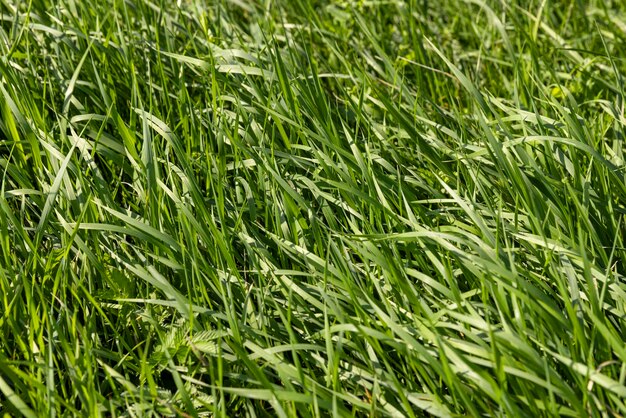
xmin=0 ymin=0 xmax=626 ymax=416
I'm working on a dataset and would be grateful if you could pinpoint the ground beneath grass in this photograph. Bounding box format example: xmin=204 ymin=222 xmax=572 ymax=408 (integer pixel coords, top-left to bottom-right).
xmin=1 ymin=0 xmax=626 ymax=416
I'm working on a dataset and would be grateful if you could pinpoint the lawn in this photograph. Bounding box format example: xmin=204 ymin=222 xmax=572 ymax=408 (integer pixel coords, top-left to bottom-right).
xmin=1 ymin=0 xmax=626 ymax=416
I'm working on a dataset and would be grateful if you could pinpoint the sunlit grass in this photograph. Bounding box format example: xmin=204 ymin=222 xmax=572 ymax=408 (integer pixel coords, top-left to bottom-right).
xmin=1 ymin=0 xmax=626 ymax=416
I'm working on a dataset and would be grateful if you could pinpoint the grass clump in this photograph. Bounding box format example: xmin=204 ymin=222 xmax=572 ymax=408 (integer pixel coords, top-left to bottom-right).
xmin=1 ymin=0 xmax=626 ymax=416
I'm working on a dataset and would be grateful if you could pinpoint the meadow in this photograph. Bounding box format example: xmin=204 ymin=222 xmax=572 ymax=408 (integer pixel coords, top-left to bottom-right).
xmin=1 ymin=0 xmax=626 ymax=416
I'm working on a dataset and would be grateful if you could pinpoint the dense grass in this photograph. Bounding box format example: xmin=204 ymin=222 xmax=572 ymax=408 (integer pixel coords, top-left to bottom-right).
xmin=1 ymin=0 xmax=626 ymax=416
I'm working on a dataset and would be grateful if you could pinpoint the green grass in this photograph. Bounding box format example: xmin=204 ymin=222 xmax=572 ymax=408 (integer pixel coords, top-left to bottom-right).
xmin=0 ymin=0 xmax=626 ymax=416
